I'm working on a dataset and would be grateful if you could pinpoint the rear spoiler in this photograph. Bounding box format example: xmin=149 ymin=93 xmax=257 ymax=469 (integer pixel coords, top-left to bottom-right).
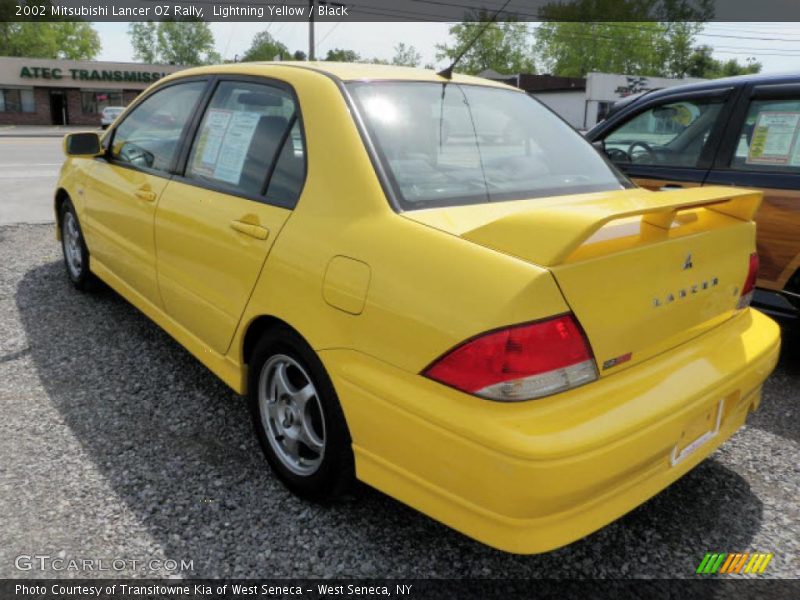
xmin=462 ymin=186 xmax=762 ymax=266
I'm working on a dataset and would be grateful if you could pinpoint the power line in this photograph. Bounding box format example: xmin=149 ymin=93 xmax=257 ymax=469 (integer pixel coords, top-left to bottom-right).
xmin=533 ymin=23 xmax=800 ymax=54
xmin=315 ymin=20 xmax=344 ymax=52
xmin=409 ymin=1 xmax=800 ymax=43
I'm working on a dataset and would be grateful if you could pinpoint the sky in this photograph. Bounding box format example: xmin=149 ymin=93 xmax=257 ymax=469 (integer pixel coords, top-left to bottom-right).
xmin=93 ymin=21 xmax=800 ymax=74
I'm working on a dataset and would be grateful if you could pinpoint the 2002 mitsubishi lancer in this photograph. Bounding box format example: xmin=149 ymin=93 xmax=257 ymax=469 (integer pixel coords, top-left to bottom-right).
xmin=54 ymin=63 xmax=781 ymax=554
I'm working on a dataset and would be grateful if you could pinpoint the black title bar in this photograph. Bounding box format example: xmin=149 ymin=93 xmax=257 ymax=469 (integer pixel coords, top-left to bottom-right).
xmin=4 ymin=0 xmax=800 ymax=22
xmin=3 ymin=579 xmax=800 ymax=600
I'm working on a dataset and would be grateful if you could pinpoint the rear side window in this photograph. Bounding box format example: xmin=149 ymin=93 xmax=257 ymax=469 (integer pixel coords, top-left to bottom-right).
xmin=111 ymin=81 xmax=206 ymax=174
xmin=730 ymin=98 xmax=800 ymax=172
xmin=603 ymin=98 xmax=723 ymax=168
xmin=187 ymin=80 xmax=305 ymax=206
xmin=265 ymin=120 xmax=305 ymax=206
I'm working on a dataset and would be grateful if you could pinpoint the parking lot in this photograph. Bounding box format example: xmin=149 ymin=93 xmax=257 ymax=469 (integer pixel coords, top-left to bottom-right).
xmin=0 ymin=135 xmax=72 ymax=225
xmin=0 ymin=136 xmax=798 ymax=579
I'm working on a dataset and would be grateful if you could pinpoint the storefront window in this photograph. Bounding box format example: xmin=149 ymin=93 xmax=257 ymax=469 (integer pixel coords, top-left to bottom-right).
xmin=0 ymin=89 xmax=35 ymax=113
xmin=81 ymin=91 xmax=125 ymax=114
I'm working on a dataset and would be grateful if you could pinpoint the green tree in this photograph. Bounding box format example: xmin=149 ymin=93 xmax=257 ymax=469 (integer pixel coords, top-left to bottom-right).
xmin=157 ymin=22 xmax=220 ymax=65
xmin=391 ymin=43 xmax=421 ymax=67
xmin=241 ymin=31 xmax=290 ymax=61
xmin=659 ymin=22 xmax=702 ymax=77
xmin=128 ymin=21 xmax=219 ymax=65
xmin=325 ymin=48 xmax=361 ymax=62
xmin=537 ymin=0 xmax=714 ymax=22
xmin=534 ymin=0 xmax=716 ymax=78
xmin=719 ymin=57 xmax=762 ymax=77
xmin=0 ymin=22 xmax=100 ymax=59
xmin=129 ymin=22 xmax=158 ymax=63
xmin=536 ymin=22 xmax=677 ymax=77
xmin=435 ymin=11 xmax=535 ymax=75
xmin=684 ymin=46 xmax=762 ymax=78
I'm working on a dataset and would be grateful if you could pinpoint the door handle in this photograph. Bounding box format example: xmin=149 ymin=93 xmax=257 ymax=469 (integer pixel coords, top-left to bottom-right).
xmin=134 ymin=189 xmax=157 ymax=202
xmin=230 ymin=220 xmax=269 ymax=240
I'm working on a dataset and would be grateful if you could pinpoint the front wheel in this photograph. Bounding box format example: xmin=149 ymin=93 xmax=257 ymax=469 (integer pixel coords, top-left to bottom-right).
xmin=60 ymin=200 xmax=94 ymax=290
xmin=248 ymin=327 xmax=355 ymax=501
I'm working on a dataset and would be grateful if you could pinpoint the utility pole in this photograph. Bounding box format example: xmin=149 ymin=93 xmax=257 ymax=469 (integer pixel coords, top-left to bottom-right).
xmin=308 ymin=0 xmax=315 ymax=60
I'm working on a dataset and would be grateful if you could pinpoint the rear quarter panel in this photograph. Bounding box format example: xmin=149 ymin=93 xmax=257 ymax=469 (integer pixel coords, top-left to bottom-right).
xmin=228 ymin=67 xmax=571 ymax=375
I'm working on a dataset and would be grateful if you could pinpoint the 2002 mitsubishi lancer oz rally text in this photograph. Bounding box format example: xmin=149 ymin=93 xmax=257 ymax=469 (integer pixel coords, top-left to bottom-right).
xmin=54 ymin=62 xmax=781 ymax=554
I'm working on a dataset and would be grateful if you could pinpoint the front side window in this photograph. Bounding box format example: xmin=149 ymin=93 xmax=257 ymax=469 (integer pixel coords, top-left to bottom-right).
xmin=186 ymin=80 xmax=304 ymax=204
xmin=347 ymin=82 xmax=626 ymax=210
xmin=730 ymin=97 xmax=800 ymax=172
xmin=604 ymin=98 xmax=723 ymax=167
xmin=111 ymin=81 xmax=206 ymax=174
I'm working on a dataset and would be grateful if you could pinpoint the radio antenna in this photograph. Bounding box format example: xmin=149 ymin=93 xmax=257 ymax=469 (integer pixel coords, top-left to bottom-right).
xmin=437 ymin=0 xmax=514 ymax=80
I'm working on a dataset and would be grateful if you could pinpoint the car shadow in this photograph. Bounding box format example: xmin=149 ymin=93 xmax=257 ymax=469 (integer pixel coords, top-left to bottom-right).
xmin=15 ymin=260 xmax=765 ymax=578
xmin=746 ymin=322 xmax=799 ymax=445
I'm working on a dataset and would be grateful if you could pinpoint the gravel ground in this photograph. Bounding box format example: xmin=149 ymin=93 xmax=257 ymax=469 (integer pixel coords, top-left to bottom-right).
xmin=0 ymin=223 xmax=798 ymax=579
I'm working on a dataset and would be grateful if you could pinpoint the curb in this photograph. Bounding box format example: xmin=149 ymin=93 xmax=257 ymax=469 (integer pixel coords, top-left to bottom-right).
xmin=0 ymin=128 xmax=102 ymax=139
xmin=0 ymin=134 xmax=71 ymax=138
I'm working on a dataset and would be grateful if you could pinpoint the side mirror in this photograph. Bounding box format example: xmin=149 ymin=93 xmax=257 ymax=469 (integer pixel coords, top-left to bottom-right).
xmin=63 ymin=132 xmax=103 ymax=157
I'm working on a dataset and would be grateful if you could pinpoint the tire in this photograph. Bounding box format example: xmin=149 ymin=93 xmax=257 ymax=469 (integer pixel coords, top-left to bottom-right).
xmin=59 ymin=199 xmax=95 ymax=290
xmin=248 ymin=326 xmax=355 ymax=501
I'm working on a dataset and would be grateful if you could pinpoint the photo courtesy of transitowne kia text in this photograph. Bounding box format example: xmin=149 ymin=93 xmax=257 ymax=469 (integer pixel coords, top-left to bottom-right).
xmin=42 ymin=3 xmax=350 ymax=19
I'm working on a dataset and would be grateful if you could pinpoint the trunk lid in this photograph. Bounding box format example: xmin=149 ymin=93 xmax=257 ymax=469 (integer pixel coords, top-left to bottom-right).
xmin=403 ymin=187 xmax=762 ymax=375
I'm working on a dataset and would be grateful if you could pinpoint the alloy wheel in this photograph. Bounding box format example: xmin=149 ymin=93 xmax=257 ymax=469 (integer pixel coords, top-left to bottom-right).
xmin=63 ymin=211 xmax=83 ymax=278
xmin=258 ymin=354 xmax=326 ymax=476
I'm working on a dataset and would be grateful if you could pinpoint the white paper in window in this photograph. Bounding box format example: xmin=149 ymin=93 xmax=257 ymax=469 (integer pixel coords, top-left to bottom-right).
xmin=191 ymin=109 xmax=232 ymax=177
xmin=213 ymin=111 xmax=261 ymax=185
xmin=747 ymin=111 xmax=800 ymax=165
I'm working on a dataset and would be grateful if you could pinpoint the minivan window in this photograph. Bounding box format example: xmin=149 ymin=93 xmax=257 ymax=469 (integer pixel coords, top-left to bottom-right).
xmin=111 ymin=81 xmax=206 ymax=173
xmin=347 ymin=82 xmax=626 ymax=210
xmin=187 ymin=81 xmax=301 ymax=200
xmin=603 ymin=98 xmax=723 ymax=167
xmin=731 ymin=98 xmax=800 ymax=172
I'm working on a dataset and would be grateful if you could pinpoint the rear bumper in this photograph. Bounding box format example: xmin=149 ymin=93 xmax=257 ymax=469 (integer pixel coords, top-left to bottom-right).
xmin=753 ymin=288 xmax=799 ymax=331
xmin=321 ymin=309 xmax=781 ymax=554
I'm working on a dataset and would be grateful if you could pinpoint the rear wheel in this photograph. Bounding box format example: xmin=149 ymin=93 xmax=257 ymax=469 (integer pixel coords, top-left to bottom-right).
xmin=248 ymin=327 xmax=354 ymax=501
xmin=60 ymin=200 xmax=95 ymax=290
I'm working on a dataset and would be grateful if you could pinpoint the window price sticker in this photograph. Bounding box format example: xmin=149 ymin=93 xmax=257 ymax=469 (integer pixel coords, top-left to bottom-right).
xmin=747 ymin=111 xmax=800 ymax=165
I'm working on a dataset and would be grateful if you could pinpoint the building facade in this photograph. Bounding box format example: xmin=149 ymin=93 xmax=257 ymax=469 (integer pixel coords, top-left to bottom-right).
xmin=0 ymin=57 xmax=186 ymax=126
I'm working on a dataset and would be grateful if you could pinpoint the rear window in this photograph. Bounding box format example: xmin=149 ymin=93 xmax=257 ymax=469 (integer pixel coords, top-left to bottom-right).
xmin=347 ymin=81 xmax=627 ymax=210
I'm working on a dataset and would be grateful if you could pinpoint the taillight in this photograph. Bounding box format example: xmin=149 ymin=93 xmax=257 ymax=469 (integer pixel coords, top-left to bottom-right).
xmin=423 ymin=314 xmax=598 ymax=401
xmin=737 ymin=252 xmax=759 ymax=310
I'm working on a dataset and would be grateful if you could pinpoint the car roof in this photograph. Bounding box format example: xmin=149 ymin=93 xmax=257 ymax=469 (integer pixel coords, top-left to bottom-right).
xmin=627 ymin=71 xmax=800 ymax=101
xmin=162 ymin=61 xmax=517 ymax=90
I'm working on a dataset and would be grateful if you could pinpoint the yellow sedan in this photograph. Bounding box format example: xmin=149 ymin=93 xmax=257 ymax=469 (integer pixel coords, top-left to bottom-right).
xmin=55 ymin=63 xmax=781 ymax=554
